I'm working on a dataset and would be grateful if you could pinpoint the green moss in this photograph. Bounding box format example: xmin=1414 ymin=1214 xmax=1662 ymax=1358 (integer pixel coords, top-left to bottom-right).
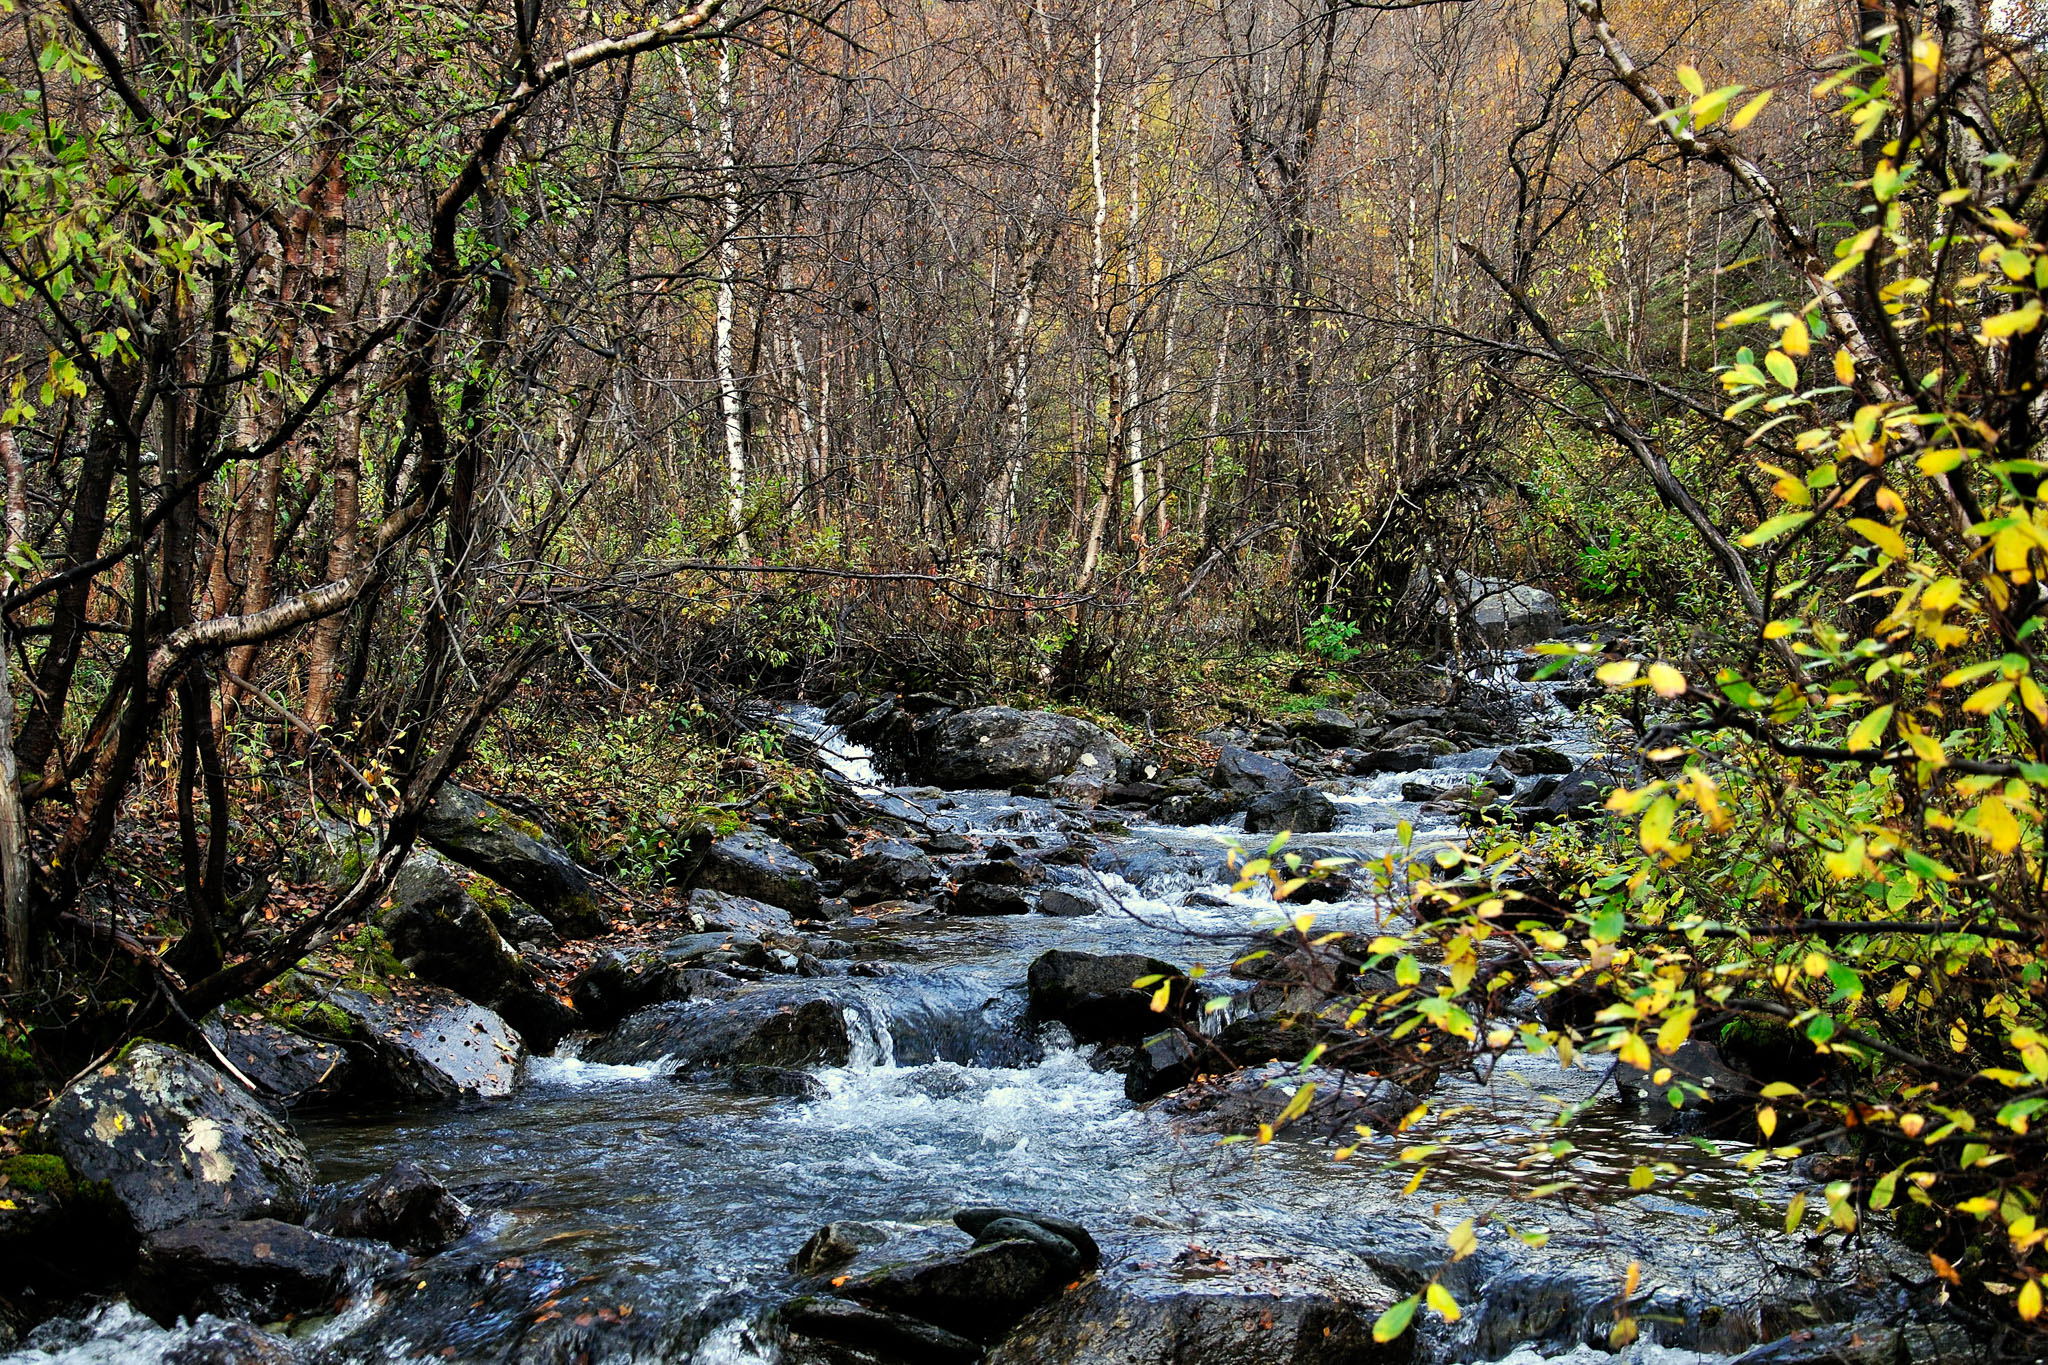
xmin=1 ymin=1155 xmax=75 ymax=1199
xmin=275 ymin=999 xmax=359 ymax=1040
xmin=0 ymin=1037 xmax=41 ymax=1109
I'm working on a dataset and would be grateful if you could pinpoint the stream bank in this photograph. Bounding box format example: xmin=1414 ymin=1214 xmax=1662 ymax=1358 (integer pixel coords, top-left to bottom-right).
xmin=0 ymin=665 xmax=1977 ymax=1365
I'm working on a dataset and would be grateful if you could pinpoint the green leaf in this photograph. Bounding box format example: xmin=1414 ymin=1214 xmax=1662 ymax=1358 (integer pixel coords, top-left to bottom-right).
xmin=1740 ymin=512 xmax=1814 ymax=547
xmin=1372 ymin=1295 xmax=1420 ymax=1343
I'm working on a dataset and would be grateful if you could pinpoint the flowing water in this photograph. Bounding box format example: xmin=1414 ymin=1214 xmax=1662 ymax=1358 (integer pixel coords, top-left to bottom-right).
xmin=7 ymin=682 xmax=1925 ymax=1364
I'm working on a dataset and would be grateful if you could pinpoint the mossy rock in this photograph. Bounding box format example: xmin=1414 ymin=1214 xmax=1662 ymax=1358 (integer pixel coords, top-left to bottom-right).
xmin=2 ymin=1154 xmax=76 ymax=1199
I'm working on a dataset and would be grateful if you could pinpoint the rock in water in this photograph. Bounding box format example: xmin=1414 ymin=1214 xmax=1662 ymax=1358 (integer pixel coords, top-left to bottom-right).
xmin=842 ymin=1238 xmax=1068 ymax=1342
xmin=309 ymin=1161 xmax=472 ymax=1252
xmin=780 ymin=1297 xmax=983 ymax=1365
xmin=791 ymin=1221 xmax=891 ymax=1275
xmin=420 ymin=785 xmax=606 ymax=936
xmin=988 ymin=1241 xmax=1408 ymax=1364
xmin=1242 ymin=788 xmax=1338 ymax=834
xmin=37 ymin=1042 xmax=315 ymax=1234
xmin=1027 ymin=950 xmax=1186 ymax=1044
xmin=586 ymin=988 xmax=856 ymax=1070
xmin=690 ymin=833 xmax=822 ymax=916
xmin=952 ymin=1208 xmax=1100 ymax=1273
xmin=913 ymin=707 xmax=1135 ymax=793
xmin=1124 ymin=1029 xmax=1198 ymax=1102
xmin=131 ymin=1218 xmax=375 ymax=1325
xmin=318 ymin=983 xmax=524 ymax=1103
xmin=1212 ymin=745 xmax=1303 ymax=795
xmin=1729 ymin=1323 xmax=1903 ymax=1365
xmin=848 ymin=838 xmax=937 ymax=902
xmin=1497 ymin=744 xmax=1574 ymax=776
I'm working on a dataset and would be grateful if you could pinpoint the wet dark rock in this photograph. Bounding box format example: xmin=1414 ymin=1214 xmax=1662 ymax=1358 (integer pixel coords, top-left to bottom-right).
xmin=952 ymin=1208 xmax=1099 ymax=1273
xmin=848 ymin=839 xmax=937 ymax=903
xmin=1027 ymin=950 xmax=1185 ymax=1043
xmin=1037 ymin=887 xmax=1099 ymax=917
xmin=0 ymin=1151 xmax=132 ymax=1307
xmin=793 ymin=1221 xmax=891 ymax=1275
xmin=132 ymin=1218 xmax=371 ymax=1325
xmin=1613 ymin=1039 xmax=1756 ymax=1110
xmin=691 ymin=833 xmax=822 ymax=916
xmin=309 ymin=1160 xmax=472 ymax=1253
xmin=692 ymin=886 xmax=800 ymax=936
xmin=199 ymin=1012 xmax=345 ymax=1109
xmin=1152 ymin=787 xmax=1246 ymax=826
xmin=956 ymin=858 xmax=1041 ymax=887
xmin=729 ymin=1065 xmax=829 ymax=1099
xmin=374 ymin=853 xmax=574 ymax=1052
xmin=37 ymin=1042 xmax=314 ymax=1234
xmin=969 ymin=1218 xmax=1084 ymax=1275
xmin=1730 ymin=1323 xmax=1903 ymax=1364
xmin=1497 ymin=744 xmax=1575 ymax=776
xmin=568 ymin=948 xmax=743 ymax=1031
xmin=1156 ymin=1062 xmax=1415 ymax=1138
xmin=951 ymin=882 xmax=1034 ymax=915
xmin=312 ymin=983 xmax=525 ymax=1103
xmin=1351 ymin=747 xmax=1437 ymax=774
xmin=1212 ymin=745 xmax=1303 ymax=795
xmin=921 ymin=832 xmax=973 ymax=855
xmin=987 ymin=1243 xmax=1407 ymax=1364
xmin=1517 ymin=764 xmax=1614 ymax=823
xmin=781 ymin=1296 xmax=983 ymax=1365
xmin=841 ymin=1238 xmax=1068 ymax=1343
xmin=911 ymin=707 xmax=1135 ymax=794
xmin=160 ymin=1321 xmax=296 ymax=1365
xmin=1243 ymin=787 xmax=1338 ymax=834
xmin=1124 ymin=1028 xmax=1197 ymax=1102
xmin=420 ymin=785 xmax=605 ymax=936
xmin=823 ymin=691 xmax=870 ymax=726
xmin=590 ymin=989 xmax=855 ymax=1070
xmin=1285 ymin=709 xmax=1359 ymax=749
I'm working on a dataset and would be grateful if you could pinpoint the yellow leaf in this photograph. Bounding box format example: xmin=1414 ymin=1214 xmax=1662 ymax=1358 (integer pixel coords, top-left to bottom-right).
xmin=1647 ymin=662 xmax=1687 ymax=697
xmin=1824 ymin=838 xmax=1867 ymax=880
xmin=1779 ymin=318 xmax=1810 ymax=357
xmin=1729 ymin=88 xmax=1773 ymax=129
xmin=1834 ymin=348 xmax=1856 ymax=384
xmin=1965 ymin=681 xmax=2015 ymax=716
xmin=1759 ymin=1105 xmax=1778 ymax=1139
xmin=1847 ymin=518 xmax=1906 ymax=559
xmin=1675 ymin=63 xmax=1705 ymax=97
xmin=2022 ymin=676 xmax=2048 ymax=726
xmin=1976 ymin=797 xmax=2022 ymax=854
xmin=1426 ymin=1282 xmax=1461 ymax=1322
xmin=1657 ymin=1008 xmax=1696 ymax=1054
xmin=1447 ymin=1218 xmax=1477 ymax=1261
xmin=2022 ymin=1278 xmax=2043 ymax=1322
xmin=1597 ymin=660 xmax=1641 ymax=686
xmin=1617 ymin=1032 xmax=1653 ymax=1071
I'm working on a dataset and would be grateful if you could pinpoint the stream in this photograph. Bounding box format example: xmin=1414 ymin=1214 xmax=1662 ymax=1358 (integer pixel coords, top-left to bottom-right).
xmin=7 ymin=680 xmax=1930 ymax=1365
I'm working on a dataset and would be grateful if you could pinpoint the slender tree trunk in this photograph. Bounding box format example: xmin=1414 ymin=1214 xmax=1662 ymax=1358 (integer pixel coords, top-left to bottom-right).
xmin=714 ymin=39 xmax=749 ymax=552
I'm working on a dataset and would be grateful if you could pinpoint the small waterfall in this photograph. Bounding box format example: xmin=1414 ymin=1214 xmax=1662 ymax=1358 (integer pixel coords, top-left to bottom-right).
xmin=843 ymin=1003 xmax=897 ymax=1070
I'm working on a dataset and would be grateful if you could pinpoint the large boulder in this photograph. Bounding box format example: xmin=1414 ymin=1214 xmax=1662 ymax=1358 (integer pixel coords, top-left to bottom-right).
xmin=1430 ymin=571 xmax=1561 ymax=648
xmin=1027 ymin=950 xmax=1186 ymax=1044
xmin=691 ymin=833 xmax=822 ymax=916
xmin=690 ymin=886 xmax=800 ymax=936
xmin=420 ymin=786 xmax=605 ymax=936
xmin=373 ymin=853 xmax=574 ymax=1052
xmin=1212 ymin=745 xmax=1304 ymax=795
xmin=131 ymin=1218 xmax=376 ymax=1325
xmin=1243 ymin=788 xmax=1339 ymax=835
xmin=198 ymin=1012 xmax=345 ymax=1109
xmin=1497 ymin=744 xmax=1574 ymax=777
xmin=988 ymin=1240 xmax=1409 ymax=1365
xmin=585 ymin=989 xmax=858 ymax=1071
xmin=36 ymin=1042 xmax=315 ymax=1234
xmin=913 ymin=708 xmax=1135 ymax=793
xmin=312 ymin=984 xmax=525 ymax=1103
